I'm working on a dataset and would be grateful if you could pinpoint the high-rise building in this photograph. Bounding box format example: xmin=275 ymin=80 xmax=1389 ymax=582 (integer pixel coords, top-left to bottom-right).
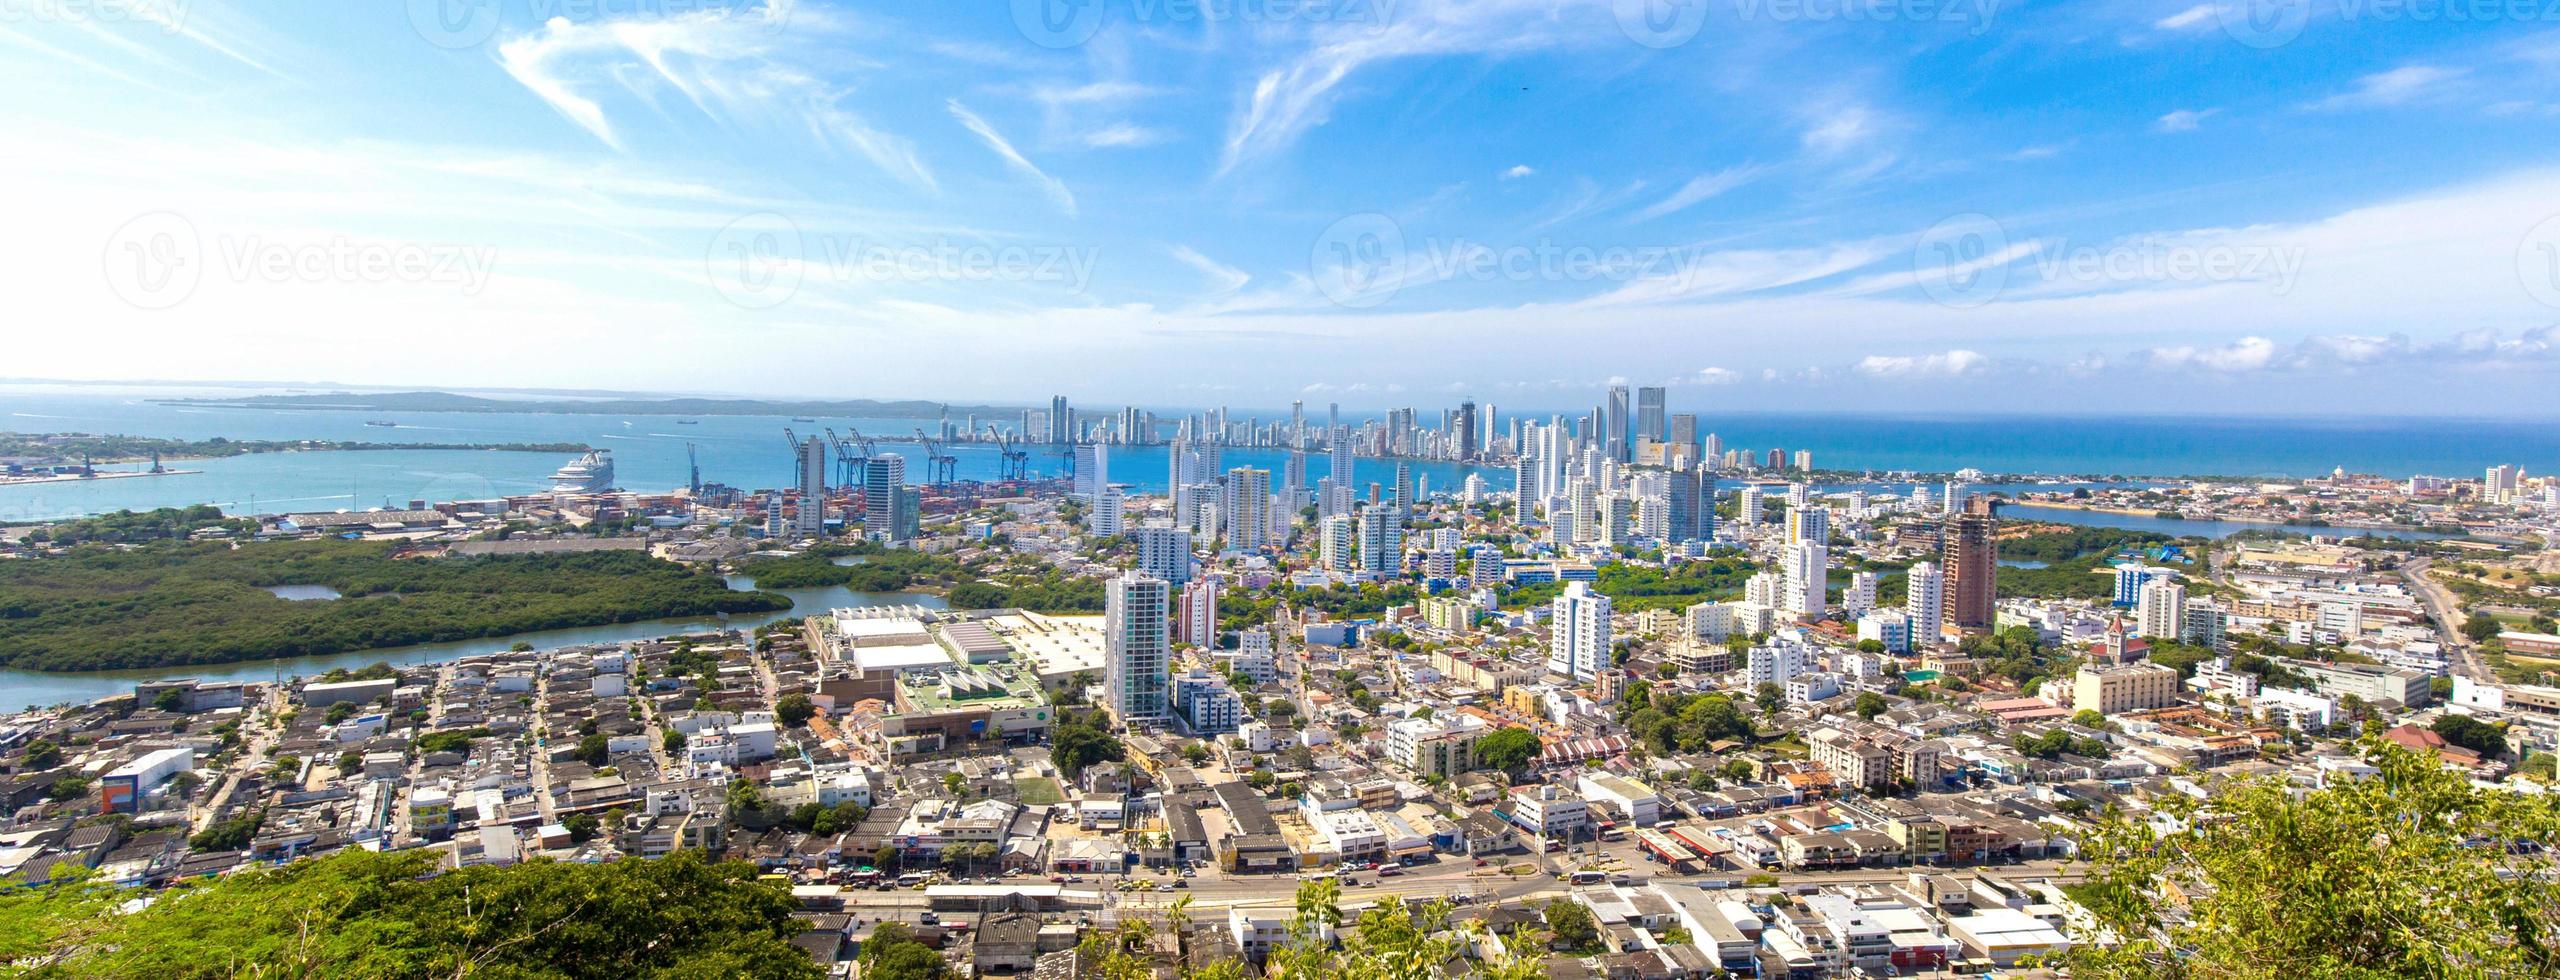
xmin=1091 ymin=485 xmax=1125 ymax=536
xmin=1133 ymin=526 xmax=1193 ymax=587
xmin=1668 ymin=413 xmax=1697 ymax=458
xmin=1075 ymin=444 xmax=1110 ymax=500
xmin=1320 ymin=514 xmax=1356 ymax=572
xmin=1049 ymin=395 xmax=1071 ymax=443
xmin=1392 ymin=460 xmax=1415 ymax=523
xmin=1104 ymin=571 xmax=1171 ymax=725
xmin=1844 ymin=571 xmax=1878 ymax=618
xmin=861 ymin=454 xmax=908 ymax=543
xmin=1605 ymin=385 xmax=1631 ymax=461
xmin=1455 ymin=398 xmax=1479 ymax=461
xmin=1782 ymin=539 xmax=1827 ymax=620
xmin=1663 ymin=465 xmax=1707 ymax=543
xmin=1738 ymin=485 xmax=1762 ymax=525
xmin=1787 ymin=505 xmax=1828 ymax=545
xmin=1547 ymin=581 xmax=1612 ymax=680
xmin=1224 ymin=467 xmax=1271 ymax=552
xmin=2137 ymin=577 xmax=2188 ymax=639
xmin=1283 ymin=449 xmax=1307 ymax=493
xmin=793 ymin=435 xmax=827 ymax=537
xmin=1357 ymin=504 xmax=1402 ymax=576
xmin=1941 ymin=498 xmax=1999 ymax=633
xmin=1178 ymin=576 xmax=1220 ymax=649
xmin=2111 ymin=563 xmax=2171 ymax=607
xmin=1906 ymin=561 xmax=1944 ymax=646
xmin=1635 ymin=386 xmax=1666 ymax=445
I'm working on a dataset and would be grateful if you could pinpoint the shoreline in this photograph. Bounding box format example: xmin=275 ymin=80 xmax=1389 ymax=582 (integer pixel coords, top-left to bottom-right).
xmin=2008 ymin=499 xmax=2451 ymax=536
xmin=0 ymin=469 xmax=202 ymax=487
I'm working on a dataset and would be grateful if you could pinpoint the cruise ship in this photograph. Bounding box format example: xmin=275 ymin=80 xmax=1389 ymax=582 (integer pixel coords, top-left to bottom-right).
xmin=548 ymin=450 xmax=616 ymax=495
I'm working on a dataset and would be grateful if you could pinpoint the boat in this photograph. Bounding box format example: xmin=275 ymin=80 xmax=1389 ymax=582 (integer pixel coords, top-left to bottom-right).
xmin=363 ymin=420 xmax=397 ymax=427
xmin=548 ymin=449 xmax=616 ymax=495
xmin=791 ymin=416 xmax=818 ymax=422
xmin=676 ymin=420 xmax=700 ymax=425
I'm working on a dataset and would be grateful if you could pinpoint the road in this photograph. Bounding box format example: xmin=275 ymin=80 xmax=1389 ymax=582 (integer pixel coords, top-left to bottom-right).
xmin=2402 ymin=558 xmax=2493 ymax=683
xmin=192 ymin=685 xmax=287 ymax=832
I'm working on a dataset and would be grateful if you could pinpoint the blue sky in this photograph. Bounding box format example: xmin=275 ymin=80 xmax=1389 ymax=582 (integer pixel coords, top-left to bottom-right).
xmin=6 ymin=0 xmax=2560 ymax=414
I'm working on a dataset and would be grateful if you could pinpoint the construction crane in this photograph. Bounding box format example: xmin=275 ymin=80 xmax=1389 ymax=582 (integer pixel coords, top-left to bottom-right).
xmin=995 ymin=430 xmax=1030 ymax=482
xmin=825 ymin=428 xmax=866 ymax=486
xmin=913 ymin=427 xmax=957 ymax=485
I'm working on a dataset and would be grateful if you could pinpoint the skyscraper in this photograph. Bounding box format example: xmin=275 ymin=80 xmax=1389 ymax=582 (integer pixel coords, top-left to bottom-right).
xmin=1223 ymin=466 xmax=1271 ymax=552
xmin=861 ymin=454 xmax=908 ymax=543
xmin=1942 ymin=497 xmax=1999 ymax=634
xmin=1782 ymin=540 xmax=1827 ymax=620
xmin=1133 ymin=526 xmax=1193 ymax=587
xmin=1104 ymin=571 xmax=1171 ymax=725
xmin=1455 ymin=398 xmax=1478 ymax=461
xmin=1283 ymin=449 xmax=1307 ymax=494
xmin=1320 ymin=514 xmax=1355 ymax=572
xmin=1906 ymin=561 xmax=1944 ymax=646
xmin=1605 ymin=385 xmax=1630 ymax=461
xmin=1635 ymin=386 xmax=1666 ymax=445
xmin=1668 ymin=412 xmax=1697 ymax=459
xmin=1356 ymin=503 xmax=1402 ymax=575
xmin=1392 ymin=460 xmax=1415 ymax=523
xmin=1074 ymin=444 xmax=1110 ymax=500
xmin=1547 ymin=581 xmax=1612 ymax=680
xmin=793 ymin=435 xmax=827 ymax=537
xmin=1178 ymin=576 xmax=1220 ymax=649
xmin=1664 ymin=465 xmax=1706 ymax=544
xmin=1091 ymin=485 xmax=1124 ymax=536
xmin=2136 ymin=577 xmax=2187 ymax=639
xmin=1049 ymin=395 xmax=1070 ymax=443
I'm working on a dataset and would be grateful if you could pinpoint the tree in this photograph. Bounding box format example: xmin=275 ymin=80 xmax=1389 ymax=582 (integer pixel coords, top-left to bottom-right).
xmin=2063 ymin=740 xmax=2560 ymax=978
xmin=1853 ymin=692 xmax=1889 ymax=720
xmin=2462 ymin=613 xmax=2505 ymax=643
xmin=573 ymin=732 xmax=609 ymax=767
xmin=776 ymin=693 xmax=815 ymax=727
xmin=860 ymin=920 xmax=949 ymax=980
xmin=22 ymin=738 xmax=62 ymax=770
xmin=2430 ymin=713 xmax=2509 ymax=758
xmin=1754 ymin=681 xmax=1784 ymax=718
xmin=1473 ymin=727 xmax=1542 ymax=775
xmin=1543 ymin=897 xmax=1601 ymax=953
xmin=563 ymin=812 xmax=600 ymax=842
xmin=189 ymin=809 xmax=265 ymax=852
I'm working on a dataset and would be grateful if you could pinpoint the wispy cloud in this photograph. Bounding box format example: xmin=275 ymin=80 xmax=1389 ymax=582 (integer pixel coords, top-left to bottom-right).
xmin=1170 ymin=245 xmax=1250 ymax=293
xmin=1631 ymin=165 xmax=1764 ymax=223
xmin=2154 ymin=108 xmax=2217 ymax=133
xmin=948 ymin=99 xmax=1077 ymax=217
xmin=1501 ymin=164 xmax=1536 ymax=180
xmin=2308 ymin=65 xmax=2467 ymax=110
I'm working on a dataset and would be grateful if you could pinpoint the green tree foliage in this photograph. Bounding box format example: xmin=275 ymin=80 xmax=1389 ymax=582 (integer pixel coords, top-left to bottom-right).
xmin=2063 ymin=741 xmax=2560 ymax=978
xmin=0 ymin=541 xmax=787 ymax=671
xmin=573 ymin=733 xmax=609 ymax=767
xmin=0 ymin=849 xmax=820 ymax=978
xmin=1616 ymin=689 xmax=1756 ymax=754
xmin=1542 ymin=897 xmax=1601 ymax=953
xmin=1503 ymin=559 xmax=1759 ymax=613
xmin=19 ymin=505 xmax=258 ymax=546
xmin=1471 ymin=727 xmax=1541 ymax=775
xmin=1853 ymin=692 xmax=1889 ymax=720
xmin=946 ymin=574 xmax=1106 ymax=613
xmin=731 ymin=541 xmax=959 ymax=591
xmin=1049 ymin=711 xmax=1125 ymax=780
xmin=187 ymin=809 xmax=264 ymax=852
xmin=775 ymin=694 xmax=814 ymax=727
xmin=2429 ymin=713 xmax=2509 ymax=758
xmin=1993 ymin=527 xmax=2184 ymax=601
xmin=860 ymin=921 xmax=949 ymax=980
xmin=2012 ymin=728 xmax=2108 ymax=759
xmin=2462 ymin=613 xmax=2505 ymax=643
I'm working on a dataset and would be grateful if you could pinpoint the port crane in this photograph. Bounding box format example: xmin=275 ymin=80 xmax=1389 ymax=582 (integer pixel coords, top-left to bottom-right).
xmin=825 ymin=428 xmax=869 ymax=486
xmin=913 ymin=427 xmax=958 ymax=485
xmin=993 ymin=429 xmax=1030 ymax=482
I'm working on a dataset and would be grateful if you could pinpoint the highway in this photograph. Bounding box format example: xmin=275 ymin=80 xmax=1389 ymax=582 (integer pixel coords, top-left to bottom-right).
xmin=2402 ymin=558 xmax=2494 ymax=683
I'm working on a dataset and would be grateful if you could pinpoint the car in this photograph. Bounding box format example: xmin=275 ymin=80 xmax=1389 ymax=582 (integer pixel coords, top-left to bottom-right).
xmin=1172 ymin=880 xmax=1189 ymax=888
xmin=1378 ymin=866 xmax=1402 ymax=877
xmin=1050 ymin=875 xmax=1067 ymax=883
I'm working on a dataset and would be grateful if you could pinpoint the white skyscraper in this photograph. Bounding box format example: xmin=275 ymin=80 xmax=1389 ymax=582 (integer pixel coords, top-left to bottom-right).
xmin=1738 ymin=485 xmax=1762 ymax=526
xmin=1357 ymin=504 xmax=1403 ymax=575
xmin=1547 ymin=580 xmax=1612 ymax=680
xmin=793 ymin=435 xmax=827 ymax=537
xmin=1090 ymin=485 xmax=1124 ymax=537
xmin=1104 ymin=571 xmax=1171 ymax=725
xmin=861 ymin=454 xmax=907 ymax=543
xmin=1905 ymin=561 xmax=1944 ymax=646
xmin=1223 ymin=467 xmax=1271 ymax=552
xmin=1133 ymin=526 xmax=1193 ymax=587
xmin=2137 ymin=577 xmax=2188 ymax=640
xmin=1076 ymin=443 xmax=1111 ymax=500
xmin=1782 ymin=540 xmax=1828 ymax=620
xmin=1178 ymin=576 xmax=1220 ymax=649
xmin=1320 ymin=514 xmax=1356 ymax=572
xmin=1844 ymin=570 xmax=1879 ymax=619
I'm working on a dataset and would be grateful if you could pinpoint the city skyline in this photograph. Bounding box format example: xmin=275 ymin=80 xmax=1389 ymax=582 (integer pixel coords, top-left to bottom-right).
xmin=5 ymin=4 xmax=2560 ymax=413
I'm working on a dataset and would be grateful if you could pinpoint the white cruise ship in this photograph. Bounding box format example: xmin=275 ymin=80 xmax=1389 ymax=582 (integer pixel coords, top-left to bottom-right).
xmin=549 ymin=450 xmax=616 ymax=495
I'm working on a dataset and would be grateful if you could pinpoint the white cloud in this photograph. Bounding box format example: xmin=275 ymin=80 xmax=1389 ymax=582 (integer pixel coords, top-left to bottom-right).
xmin=1802 ymin=104 xmax=1876 ymax=156
xmin=1854 ymin=349 xmax=1991 ymax=378
xmin=2145 ymin=336 xmax=2277 ymax=372
xmin=2309 ymin=65 xmax=2467 ymax=111
xmin=948 ymin=99 xmax=1077 ymax=217
xmin=1691 ymin=367 xmax=1742 ymax=385
xmin=2154 ymin=108 xmax=2217 ymax=133
xmin=1169 ymin=245 xmax=1250 ymax=293
xmin=1502 ymin=164 xmax=1536 ymax=180
xmin=1083 ymin=123 xmax=1168 ymax=148
xmin=2153 ymin=3 xmax=2217 ymax=30
xmin=1631 ymin=166 xmax=1764 ymax=223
